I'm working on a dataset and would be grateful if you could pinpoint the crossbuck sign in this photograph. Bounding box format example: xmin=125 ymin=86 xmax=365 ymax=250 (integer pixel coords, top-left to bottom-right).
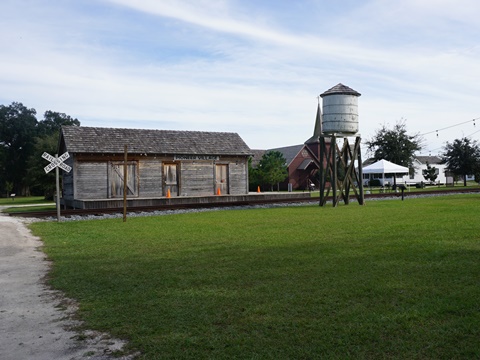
xmin=42 ymin=151 xmax=71 ymax=222
xmin=42 ymin=152 xmax=71 ymax=173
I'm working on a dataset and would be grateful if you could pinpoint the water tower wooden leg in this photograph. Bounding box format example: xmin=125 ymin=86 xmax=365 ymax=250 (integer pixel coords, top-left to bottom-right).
xmin=342 ymin=138 xmax=350 ymax=205
xmin=332 ymin=135 xmax=338 ymax=207
xmin=319 ymin=136 xmax=325 ymax=206
xmin=356 ymin=136 xmax=365 ymax=205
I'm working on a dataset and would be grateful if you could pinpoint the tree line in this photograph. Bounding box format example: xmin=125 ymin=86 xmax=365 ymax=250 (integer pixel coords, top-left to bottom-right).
xmin=0 ymin=102 xmax=80 ymax=198
xmin=366 ymin=121 xmax=480 ymax=186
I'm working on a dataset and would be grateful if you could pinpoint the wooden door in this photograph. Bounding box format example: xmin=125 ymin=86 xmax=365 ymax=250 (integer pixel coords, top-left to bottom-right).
xmin=109 ymin=162 xmax=138 ymax=198
xmin=164 ymin=164 xmax=178 ymax=196
xmin=215 ymin=164 xmax=228 ymax=195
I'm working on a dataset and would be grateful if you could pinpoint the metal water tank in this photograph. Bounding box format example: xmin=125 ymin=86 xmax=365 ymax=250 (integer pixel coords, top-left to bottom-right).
xmin=320 ymin=83 xmax=361 ymax=135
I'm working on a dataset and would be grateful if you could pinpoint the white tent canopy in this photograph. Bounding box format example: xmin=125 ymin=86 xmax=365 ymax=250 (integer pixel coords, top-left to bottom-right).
xmin=362 ymin=159 xmax=409 ymax=186
xmin=362 ymin=159 xmax=409 ymax=174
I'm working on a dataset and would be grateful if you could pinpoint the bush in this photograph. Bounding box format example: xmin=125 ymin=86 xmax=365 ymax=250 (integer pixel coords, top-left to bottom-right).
xmin=415 ymin=182 xmax=425 ymax=188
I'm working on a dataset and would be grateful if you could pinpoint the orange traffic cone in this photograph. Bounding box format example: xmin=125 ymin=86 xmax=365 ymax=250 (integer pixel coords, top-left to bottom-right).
xmin=216 ymin=188 xmax=221 ymax=195
xmin=166 ymin=189 xmax=171 ymax=198
xmin=257 ymin=186 xmax=261 ymax=193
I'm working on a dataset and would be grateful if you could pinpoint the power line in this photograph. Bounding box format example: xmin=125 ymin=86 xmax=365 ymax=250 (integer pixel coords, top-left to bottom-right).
xmin=466 ymin=128 xmax=480 ymax=138
xmin=417 ymin=117 xmax=479 ymax=155
xmin=417 ymin=125 xmax=480 ymax=156
xmin=420 ymin=117 xmax=479 ymax=137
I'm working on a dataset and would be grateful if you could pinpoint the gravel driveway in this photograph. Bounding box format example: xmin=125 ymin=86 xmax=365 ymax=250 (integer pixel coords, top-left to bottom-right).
xmin=0 ymin=209 xmax=135 ymax=360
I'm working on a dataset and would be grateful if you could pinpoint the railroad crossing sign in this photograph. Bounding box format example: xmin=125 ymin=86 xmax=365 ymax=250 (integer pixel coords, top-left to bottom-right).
xmin=42 ymin=152 xmax=71 ymax=173
xmin=42 ymin=151 xmax=71 ymax=222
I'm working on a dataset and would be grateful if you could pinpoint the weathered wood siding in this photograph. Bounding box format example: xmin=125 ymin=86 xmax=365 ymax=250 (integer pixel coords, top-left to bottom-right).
xmin=75 ymin=161 xmax=108 ymax=199
xmin=180 ymin=161 xmax=215 ymax=196
xmin=64 ymin=155 xmax=249 ymax=202
xmin=229 ymin=159 xmax=248 ymax=194
xmin=176 ymin=158 xmax=248 ymax=196
xmin=139 ymin=159 xmax=163 ymax=197
xmin=62 ymin=157 xmax=75 ymax=200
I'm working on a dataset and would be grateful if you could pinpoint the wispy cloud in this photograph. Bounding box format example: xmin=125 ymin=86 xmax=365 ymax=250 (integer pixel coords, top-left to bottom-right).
xmin=1 ymin=0 xmax=479 ymax=153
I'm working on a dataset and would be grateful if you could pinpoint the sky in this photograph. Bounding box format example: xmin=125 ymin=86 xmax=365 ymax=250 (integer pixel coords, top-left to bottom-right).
xmin=1 ymin=0 xmax=480 ymax=156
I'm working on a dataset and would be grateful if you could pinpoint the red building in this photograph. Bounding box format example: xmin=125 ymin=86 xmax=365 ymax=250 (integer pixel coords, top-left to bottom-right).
xmin=252 ymin=103 xmax=329 ymax=191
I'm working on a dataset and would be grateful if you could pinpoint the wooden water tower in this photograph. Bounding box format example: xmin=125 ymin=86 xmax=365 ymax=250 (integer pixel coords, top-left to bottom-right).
xmin=318 ymin=83 xmax=365 ymax=207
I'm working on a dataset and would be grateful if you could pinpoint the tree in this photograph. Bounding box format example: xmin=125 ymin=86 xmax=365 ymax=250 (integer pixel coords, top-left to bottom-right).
xmin=26 ymin=134 xmax=59 ymax=198
xmin=0 ymin=102 xmax=38 ymax=195
xmin=441 ymin=137 xmax=480 ymax=186
xmin=5 ymin=181 xmax=13 ymax=197
xmin=248 ymin=157 xmax=261 ymax=192
xmin=36 ymin=110 xmax=80 ymax=136
xmin=27 ymin=110 xmax=81 ymax=197
xmin=422 ymin=162 xmax=439 ymax=183
xmin=366 ymin=120 xmax=423 ymax=172
xmin=0 ymin=104 xmax=81 ymax=197
xmin=257 ymin=151 xmax=288 ymax=191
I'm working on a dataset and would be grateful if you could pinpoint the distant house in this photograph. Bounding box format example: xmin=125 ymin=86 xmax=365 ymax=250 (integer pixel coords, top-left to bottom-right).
xmin=268 ymin=143 xmax=320 ymax=190
xmin=410 ymin=156 xmax=447 ymax=184
xmin=362 ymin=156 xmax=449 ymax=185
xmin=58 ymin=126 xmax=252 ymax=208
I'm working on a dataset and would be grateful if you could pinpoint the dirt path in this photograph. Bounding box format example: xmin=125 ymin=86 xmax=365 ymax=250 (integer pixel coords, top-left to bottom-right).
xmin=0 ymin=210 xmax=135 ymax=360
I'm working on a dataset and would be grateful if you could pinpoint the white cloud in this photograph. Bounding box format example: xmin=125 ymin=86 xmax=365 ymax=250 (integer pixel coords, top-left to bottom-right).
xmin=0 ymin=0 xmax=479 ymax=152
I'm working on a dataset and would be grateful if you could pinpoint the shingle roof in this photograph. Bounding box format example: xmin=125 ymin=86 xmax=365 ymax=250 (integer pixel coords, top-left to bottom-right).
xmin=320 ymin=83 xmax=361 ymax=97
xmin=269 ymin=144 xmax=304 ymax=166
xmin=297 ymin=159 xmax=314 ymax=170
xmin=250 ymin=149 xmax=267 ymax=167
xmin=60 ymin=126 xmax=252 ymax=156
xmin=415 ymin=156 xmax=442 ymax=165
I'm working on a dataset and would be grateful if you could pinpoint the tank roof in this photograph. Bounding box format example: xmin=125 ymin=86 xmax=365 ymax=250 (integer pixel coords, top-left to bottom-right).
xmin=320 ymin=83 xmax=361 ymax=97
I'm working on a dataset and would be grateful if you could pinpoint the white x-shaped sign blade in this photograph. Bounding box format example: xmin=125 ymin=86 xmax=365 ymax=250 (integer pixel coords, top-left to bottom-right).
xmin=58 ymin=162 xmax=72 ymax=172
xmin=42 ymin=152 xmax=71 ymax=173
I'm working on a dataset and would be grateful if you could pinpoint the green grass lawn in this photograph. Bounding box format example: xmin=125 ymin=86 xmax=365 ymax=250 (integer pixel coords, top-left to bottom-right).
xmin=366 ymin=182 xmax=480 ymax=194
xmin=3 ymin=205 xmax=56 ymax=213
xmin=0 ymin=196 xmax=52 ymax=206
xmin=30 ymin=195 xmax=480 ymax=359
xmin=0 ymin=196 xmax=55 ymax=213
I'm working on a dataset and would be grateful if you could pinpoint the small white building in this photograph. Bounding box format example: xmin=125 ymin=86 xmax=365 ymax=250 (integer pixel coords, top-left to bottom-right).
xmin=409 ymin=156 xmax=447 ymax=185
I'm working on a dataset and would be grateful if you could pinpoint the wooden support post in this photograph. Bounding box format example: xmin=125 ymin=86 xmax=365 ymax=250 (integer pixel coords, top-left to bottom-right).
xmin=356 ymin=136 xmax=365 ymax=205
xmin=342 ymin=139 xmax=350 ymax=205
xmin=319 ymin=136 xmax=325 ymax=207
xmin=331 ymin=135 xmax=337 ymax=207
xmin=123 ymin=145 xmax=127 ymax=223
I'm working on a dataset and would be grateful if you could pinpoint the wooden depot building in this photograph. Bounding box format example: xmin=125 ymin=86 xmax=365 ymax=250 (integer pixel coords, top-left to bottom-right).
xmin=58 ymin=126 xmax=253 ymax=209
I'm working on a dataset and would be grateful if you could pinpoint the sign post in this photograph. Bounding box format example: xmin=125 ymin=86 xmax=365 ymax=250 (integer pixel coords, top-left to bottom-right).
xmin=42 ymin=152 xmax=71 ymax=222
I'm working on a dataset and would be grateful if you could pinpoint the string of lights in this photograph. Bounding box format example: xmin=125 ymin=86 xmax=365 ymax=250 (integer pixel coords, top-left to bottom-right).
xmin=417 ymin=117 xmax=479 ymax=156
xmin=419 ymin=117 xmax=479 ymax=137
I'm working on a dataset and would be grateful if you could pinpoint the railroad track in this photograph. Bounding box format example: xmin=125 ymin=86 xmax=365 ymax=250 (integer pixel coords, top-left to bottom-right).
xmin=8 ymin=187 xmax=480 ymax=219
xmin=9 ymin=197 xmax=316 ymax=218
